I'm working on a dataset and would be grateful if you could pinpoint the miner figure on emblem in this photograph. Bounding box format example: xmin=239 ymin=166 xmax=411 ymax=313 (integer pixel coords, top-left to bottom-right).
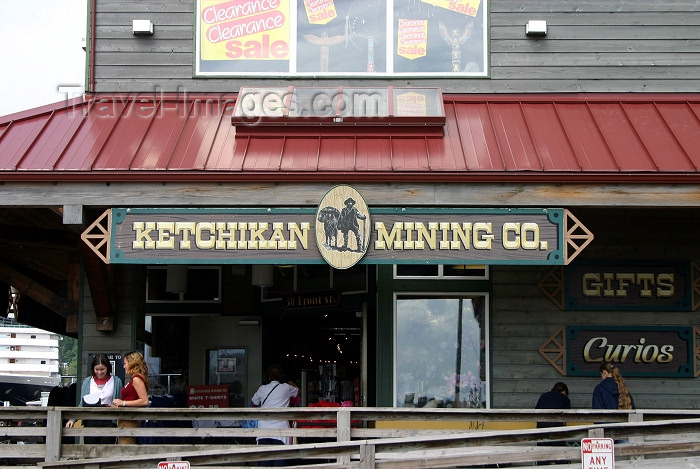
xmin=338 ymin=197 xmax=367 ymax=252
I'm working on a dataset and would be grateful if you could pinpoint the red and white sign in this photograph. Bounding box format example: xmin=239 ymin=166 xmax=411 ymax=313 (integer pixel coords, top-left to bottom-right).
xmin=581 ymin=437 xmax=614 ymax=469
xmin=186 ymin=384 xmax=229 ymax=408
xmin=157 ymin=462 xmax=190 ymax=469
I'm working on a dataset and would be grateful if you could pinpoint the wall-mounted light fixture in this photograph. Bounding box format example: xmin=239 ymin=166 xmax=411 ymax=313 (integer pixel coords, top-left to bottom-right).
xmin=165 ymin=265 xmax=188 ymax=294
xmin=251 ymin=265 xmax=274 ymax=287
xmin=525 ymin=20 xmax=547 ymax=36
xmin=132 ymin=19 xmax=154 ymax=36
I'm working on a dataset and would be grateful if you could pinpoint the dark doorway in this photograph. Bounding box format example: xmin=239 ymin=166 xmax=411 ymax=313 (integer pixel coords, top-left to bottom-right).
xmin=262 ymin=310 xmax=362 ymax=405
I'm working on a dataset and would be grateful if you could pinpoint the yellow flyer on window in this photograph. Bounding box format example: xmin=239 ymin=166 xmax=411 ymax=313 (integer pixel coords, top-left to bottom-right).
xmin=303 ymin=0 xmax=338 ymax=25
xmin=421 ymin=0 xmax=482 ymax=17
xmin=199 ymin=0 xmax=291 ymax=61
xmin=397 ymin=19 xmax=428 ymax=60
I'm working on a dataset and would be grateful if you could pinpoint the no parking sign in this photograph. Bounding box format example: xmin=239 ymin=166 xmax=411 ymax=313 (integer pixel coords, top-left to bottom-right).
xmin=157 ymin=462 xmax=189 ymax=469
xmin=581 ymin=438 xmax=614 ymax=469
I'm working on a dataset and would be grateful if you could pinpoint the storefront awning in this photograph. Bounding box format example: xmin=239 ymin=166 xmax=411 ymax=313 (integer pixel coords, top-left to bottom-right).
xmin=0 ymin=93 xmax=698 ymax=183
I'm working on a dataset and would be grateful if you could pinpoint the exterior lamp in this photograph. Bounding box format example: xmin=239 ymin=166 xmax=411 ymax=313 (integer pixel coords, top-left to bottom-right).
xmin=525 ymin=20 xmax=547 ymax=36
xmin=132 ymin=20 xmax=154 ymax=36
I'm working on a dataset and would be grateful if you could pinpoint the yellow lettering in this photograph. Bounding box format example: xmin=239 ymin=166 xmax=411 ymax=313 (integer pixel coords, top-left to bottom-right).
xmin=288 ymin=222 xmax=309 ymax=249
xmin=175 ymin=222 xmax=195 ymax=249
xmin=473 ymin=222 xmax=492 ymax=249
xmin=657 ymin=273 xmax=674 ymax=297
xmin=403 ymin=222 xmax=415 ymax=249
xmin=450 ymin=222 xmax=472 ymax=250
xmin=132 ymin=221 xmax=156 ymax=249
xmin=196 ymin=222 xmax=216 ymax=249
xmin=215 ymin=222 xmax=236 ymax=249
xmin=374 ymin=222 xmax=404 ymax=250
xmin=502 ymin=222 xmax=519 ymax=249
xmin=615 ymin=273 xmax=635 ymax=297
xmin=247 ymin=223 xmax=269 ymax=249
xmin=416 ymin=222 xmax=437 ymax=250
xmin=521 ymin=223 xmax=540 ymax=249
xmin=156 ymin=222 xmax=175 ymax=249
xmin=268 ymin=222 xmax=285 ymax=249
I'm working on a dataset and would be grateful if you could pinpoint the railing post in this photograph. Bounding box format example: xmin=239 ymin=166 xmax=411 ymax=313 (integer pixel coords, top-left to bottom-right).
xmin=45 ymin=409 xmax=62 ymax=462
xmin=628 ymin=412 xmax=644 ymax=460
xmin=588 ymin=427 xmax=604 ymax=438
xmin=359 ymin=442 xmax=376 ymax=469
xmin=337 ymin=408 xmax=351 ymax=465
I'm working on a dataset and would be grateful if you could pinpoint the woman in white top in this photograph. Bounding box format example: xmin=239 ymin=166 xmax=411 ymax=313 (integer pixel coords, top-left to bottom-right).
xmin=65 ymin=353 xmax=123 ymax=444
xmin=251 ymin=363 xmax=300 ymax=466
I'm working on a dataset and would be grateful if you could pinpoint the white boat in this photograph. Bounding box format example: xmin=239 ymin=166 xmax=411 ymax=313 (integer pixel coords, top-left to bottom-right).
xmin=0 ymin=318 xmax=61 ymax=406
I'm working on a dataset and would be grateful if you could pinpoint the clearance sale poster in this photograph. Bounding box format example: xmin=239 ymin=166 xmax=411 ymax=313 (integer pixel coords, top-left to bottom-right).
xmin=198 ymin=0 xmax=292 ymax=73
xmin=196 ymin=0 xmax=487 ymax=77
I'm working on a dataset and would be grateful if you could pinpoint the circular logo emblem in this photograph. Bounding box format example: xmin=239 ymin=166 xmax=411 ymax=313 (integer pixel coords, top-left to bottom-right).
xmin=316 ymin=185 xmax=371 ymax=269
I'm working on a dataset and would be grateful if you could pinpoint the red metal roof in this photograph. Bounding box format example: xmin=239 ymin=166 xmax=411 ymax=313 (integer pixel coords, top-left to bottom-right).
xmin=0 ymin=93 xmax=698 ymax=183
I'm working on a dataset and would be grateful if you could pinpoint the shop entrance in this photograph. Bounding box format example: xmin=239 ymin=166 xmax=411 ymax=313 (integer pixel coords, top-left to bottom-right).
xmin=263 ymin=309 xmax=363 ymax=406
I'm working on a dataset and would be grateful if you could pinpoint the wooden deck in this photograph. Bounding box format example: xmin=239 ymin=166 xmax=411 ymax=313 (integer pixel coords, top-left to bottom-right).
xmin=1 ymin=407 xmax=700 ymax=468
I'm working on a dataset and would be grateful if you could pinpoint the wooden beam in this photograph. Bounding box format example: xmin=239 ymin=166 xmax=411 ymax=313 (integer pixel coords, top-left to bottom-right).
xmin=0 ymin=261 xmax=73 ymax=318
xmin=3 ymin=182 xmax=700 ymax=208
xmin=65 ymin=252 xmax=81 ymax=333
xmin=80 ymin=243 xmax=115 ymax=331
xmin=62 ymin=204 xmax=85 ymax=226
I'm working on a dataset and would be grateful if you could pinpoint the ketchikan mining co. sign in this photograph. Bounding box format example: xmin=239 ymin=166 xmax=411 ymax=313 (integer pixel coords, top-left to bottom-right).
xmin=82 ymin=186 xmax=592 ymax=269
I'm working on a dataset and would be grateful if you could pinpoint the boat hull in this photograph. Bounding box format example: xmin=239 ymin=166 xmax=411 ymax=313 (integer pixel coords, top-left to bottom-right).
xmin=0 ymin=375 xmax=61 ymax=406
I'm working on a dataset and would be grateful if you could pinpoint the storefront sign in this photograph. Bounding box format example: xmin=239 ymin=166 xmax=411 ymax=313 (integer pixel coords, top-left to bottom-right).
xmin=566 ymin=326 xmax=694 ymax=377
xmin=95 ymin=206 xmax=580 ymax=266
xmin=565 ymin=262 xmax=690 ymax=311
xmin=283 ymin=289 xmax=341 ymax=310
xmin=186 ymin=384 xmax=229 ymax=408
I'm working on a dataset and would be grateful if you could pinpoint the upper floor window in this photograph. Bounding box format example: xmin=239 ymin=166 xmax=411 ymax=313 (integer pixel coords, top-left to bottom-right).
xmin=195 ymin=0 xmax=488 ymax=77
xmin=395 ymin=264 xmax=488 ymax=279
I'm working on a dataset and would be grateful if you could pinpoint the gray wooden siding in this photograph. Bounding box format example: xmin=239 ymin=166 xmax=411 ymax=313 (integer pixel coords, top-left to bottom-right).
xmin=491 ymin=267 xmax=700 ymax=409
xmin=92 ymin=0 xmax=700 ymax=94
xmin=491 ymin=207 xmax=700 ymax=410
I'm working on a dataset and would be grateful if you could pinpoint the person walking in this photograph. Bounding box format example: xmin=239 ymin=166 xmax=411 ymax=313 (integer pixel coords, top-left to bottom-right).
xmin=111 ymin=351 xmax=149 ymax=444
xmin=593 ymin=361 xmax=634 ymax=410
xmin=251 ymin=363 xmax=300 ymax=467
xmin=65 ymin=353 xmax=123 ymax=444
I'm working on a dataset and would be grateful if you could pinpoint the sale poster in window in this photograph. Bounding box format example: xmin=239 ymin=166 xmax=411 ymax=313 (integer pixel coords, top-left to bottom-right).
xmin=195 ymin=0 xmax=488 ymax=77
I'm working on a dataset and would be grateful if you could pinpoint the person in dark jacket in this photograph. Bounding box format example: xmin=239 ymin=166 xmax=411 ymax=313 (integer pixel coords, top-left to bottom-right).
xmin=535 ymin=382 xmax=571 ymax=463
xmin=592 ymin=361 xmax=634 ymax=410
xmin=535 ymin=381 xmax=571 ymax=428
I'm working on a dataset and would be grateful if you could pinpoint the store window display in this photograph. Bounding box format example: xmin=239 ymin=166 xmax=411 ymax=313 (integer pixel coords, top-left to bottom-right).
xmin=396 ymin=295 xmax=487 ymax=408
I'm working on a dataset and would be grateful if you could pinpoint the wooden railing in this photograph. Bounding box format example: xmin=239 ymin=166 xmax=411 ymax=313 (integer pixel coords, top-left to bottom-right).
xmin=2 ymin=407 xmax=700 ymax=468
